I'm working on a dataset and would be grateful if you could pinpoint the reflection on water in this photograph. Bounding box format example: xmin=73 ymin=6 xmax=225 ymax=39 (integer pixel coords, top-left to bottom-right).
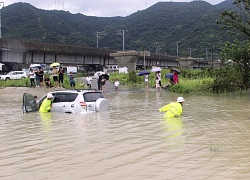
xmin=40 ymin=112 xmax=52 ymax=133
xmin=1 ymin=87 xmax=250 ymax=179
xmin=161 ymin=117 xmax=184 ymax=139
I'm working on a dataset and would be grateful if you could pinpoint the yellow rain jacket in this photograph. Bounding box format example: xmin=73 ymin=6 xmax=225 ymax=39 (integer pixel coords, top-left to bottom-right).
xmin=159 ymin=102 xmax=183 ymax=118
xmin=39 ymin=98 xmax=52 ymax=113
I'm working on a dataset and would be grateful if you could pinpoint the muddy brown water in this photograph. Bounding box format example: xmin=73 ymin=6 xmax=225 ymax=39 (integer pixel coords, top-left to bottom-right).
xmin=1 ymin=82 xmax=250 ymax=180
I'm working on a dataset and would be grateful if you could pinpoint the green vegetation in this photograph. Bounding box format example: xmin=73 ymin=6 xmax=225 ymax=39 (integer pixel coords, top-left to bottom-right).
xmin=216 ymin=0 xmax=250 ymax=91
xmin=0 ymin=78 xmax=30 ymax=87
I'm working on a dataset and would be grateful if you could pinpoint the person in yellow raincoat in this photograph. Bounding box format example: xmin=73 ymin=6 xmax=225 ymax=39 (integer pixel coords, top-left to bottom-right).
xmin=159 ymin=97 xmax=185 ymax=118
xmin=39 ymin=93 xmax=53 ymax=112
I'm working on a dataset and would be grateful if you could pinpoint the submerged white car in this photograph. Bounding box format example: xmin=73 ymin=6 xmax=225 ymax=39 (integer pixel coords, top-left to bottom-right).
xmin=0 ymin=71 xmax=27 ymax=80
xmin=23 ymin=89 xmax=110 ymax=114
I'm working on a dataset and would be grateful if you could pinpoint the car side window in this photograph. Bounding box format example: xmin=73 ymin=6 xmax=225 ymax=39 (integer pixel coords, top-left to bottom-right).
xmin=53 ymin=93 xmax=68 ymax=103
xmin=67 ymin=93 xmax=78 ymax=102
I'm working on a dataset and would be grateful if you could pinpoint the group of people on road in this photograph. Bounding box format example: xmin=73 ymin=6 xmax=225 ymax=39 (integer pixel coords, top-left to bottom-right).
xmin=28 ymin=67 xmax=61 ymax=88
xmin=28 ymin=67 xmax=44 ymax=88
xmin=83 ymin=73 xmax=120 ymax=92
xmin=150 ymin=68 xmax=179 ymax=90
xmin=28 ymin=66 xmax=77 ymax=88
xmin=144 ymin=67 xmax=179 ymax=91
xmin=43 ymin=66 xmax=65 ymax=88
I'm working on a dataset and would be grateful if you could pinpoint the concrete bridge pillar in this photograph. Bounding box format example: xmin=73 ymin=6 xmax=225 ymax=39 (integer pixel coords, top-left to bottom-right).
xmin=110 ymin=50 xmax=150 ymax=72
xmin=177 ymin=57 xmax=195 ymax=69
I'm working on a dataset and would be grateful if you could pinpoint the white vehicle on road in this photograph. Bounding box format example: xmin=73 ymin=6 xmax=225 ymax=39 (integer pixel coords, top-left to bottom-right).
xmin=22 ymin=89 xmax=110 ymax=114
xmin=0 ymin=71 xmax=27 ymax=80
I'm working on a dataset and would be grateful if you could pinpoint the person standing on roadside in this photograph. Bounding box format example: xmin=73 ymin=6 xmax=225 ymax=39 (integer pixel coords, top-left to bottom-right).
xmin=38 ymin=67 xmax=44 ymax=87
xmin=35 ymin=68 xmax=40 ymax=87
xmin=98 ymin=73 xmax=102 ymax=90
xmin=156 ymin=71 xmax=162 ymax=87
xmin=58 ymin=67 xmax=64 ymax=88
xmin=52 ymin=66 xmax=59 ymax=88
xmin=114 ymin=78 xmax=120 ymax=92
xmin=156 ymin=77 xmax=161 ymax=90
xmin=86 ymin=75 xmax=92 ymax=89
xmin=100 ymin=75 xmax=106 ymax=91
xmin=28 ymin=68 xmax=35 ymax=88
xmin=144 ymin=74 xmax=149 ymax=90
xmin=68 ymin=72 xmax=75 ymax=88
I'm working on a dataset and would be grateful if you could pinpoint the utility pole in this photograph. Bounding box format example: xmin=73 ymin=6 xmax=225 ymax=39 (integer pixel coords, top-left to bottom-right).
xmin=143 ymin=47 xmax=146 ymax=70
xmin=0 ymin=2 xmax=4 ymax=38
xmin=116 ymin=29 xmax=127 ymax=51
xmin=187 ymin=48 xmax=195 ymax=57
xmin=94 ymin=31 xmax=106 ymax=48
xmin=174 ymin=41 xmax=179 ymax=56
xmin=154 ymin=42 xmax=159 ymax=53
xmin=206 ymin=47 xmax=208 ymax=60
xmin=201 ymin=46 xmax=208 ymax=60
xmin=211 ymin=45 xmax=214 ymax=69
xmin=154 ymin=42 xmax=162 ymax=66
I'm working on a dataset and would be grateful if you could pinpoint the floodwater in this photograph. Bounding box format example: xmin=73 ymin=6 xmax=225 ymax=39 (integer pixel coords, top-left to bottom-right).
xmin=1 ymin=82 xmax=250 ymax=180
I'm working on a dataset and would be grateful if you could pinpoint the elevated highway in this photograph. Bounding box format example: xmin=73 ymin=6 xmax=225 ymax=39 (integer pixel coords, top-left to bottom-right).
xmin=0 ymin=38 xmax=211 ymax=72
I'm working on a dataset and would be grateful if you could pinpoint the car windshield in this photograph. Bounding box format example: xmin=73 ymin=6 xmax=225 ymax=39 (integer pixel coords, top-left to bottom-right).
xmin=6 ymin=72 xmax=12 ymax=75
xmin=83 ymin=92 xmax=104 ymax=102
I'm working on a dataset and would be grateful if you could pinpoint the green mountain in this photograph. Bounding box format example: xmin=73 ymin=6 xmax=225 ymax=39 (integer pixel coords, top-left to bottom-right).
xmin=1 ymin=0 xmax=237 ymax=58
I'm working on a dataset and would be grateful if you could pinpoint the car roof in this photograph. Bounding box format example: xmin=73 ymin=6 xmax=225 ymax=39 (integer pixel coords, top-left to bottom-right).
xmin=52 ymin=89 xmax=101 ymax=93
xmin=10 ymin=71 xmax=25 ymax=72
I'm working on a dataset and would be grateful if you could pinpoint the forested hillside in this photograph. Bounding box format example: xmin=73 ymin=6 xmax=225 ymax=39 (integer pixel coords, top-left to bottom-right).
xmin=1 ymin=0 xmax=237 ymax=58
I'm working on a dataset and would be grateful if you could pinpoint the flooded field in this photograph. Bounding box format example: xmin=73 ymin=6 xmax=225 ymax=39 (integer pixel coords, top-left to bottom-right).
xmin=1 ymin=84 xmax=250 ymax=180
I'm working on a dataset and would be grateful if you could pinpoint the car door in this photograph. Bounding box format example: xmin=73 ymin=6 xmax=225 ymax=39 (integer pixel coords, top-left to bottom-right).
xmin=10 ymin=72 xmax=15 ymax=79
xmin=64 ymin=93 xmax=79 ymax=113
xmin=51 ymin=92 xmax=69 ymax=112
xmin=17 ymin=72 xmax=23 ymax=79
xmin=22 ymin=93 xmax=39 ymax=113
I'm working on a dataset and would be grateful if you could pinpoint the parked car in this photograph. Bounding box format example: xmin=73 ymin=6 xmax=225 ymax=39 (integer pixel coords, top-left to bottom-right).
xmin=22 ymin=89 xmax=110 ymax=114
xmin=22 ymin=69 xmax=30 ymax=76
xmin=0 ymin=71 xmax=27 ymax=80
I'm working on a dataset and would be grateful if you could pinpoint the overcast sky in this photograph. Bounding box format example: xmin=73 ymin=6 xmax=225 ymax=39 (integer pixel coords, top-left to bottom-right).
xmin=3 ymin=0 xmax=225 ymax=17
